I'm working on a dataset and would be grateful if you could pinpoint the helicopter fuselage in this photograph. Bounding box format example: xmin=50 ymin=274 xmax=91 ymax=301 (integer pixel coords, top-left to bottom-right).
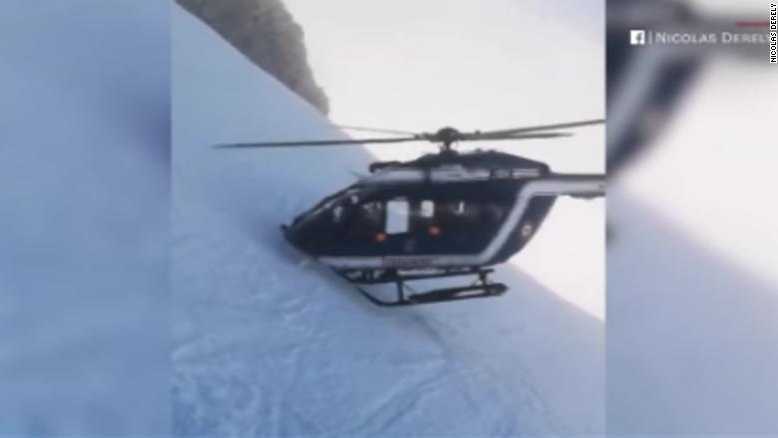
xmin=282 ymin=150 xmax=603 ymax=271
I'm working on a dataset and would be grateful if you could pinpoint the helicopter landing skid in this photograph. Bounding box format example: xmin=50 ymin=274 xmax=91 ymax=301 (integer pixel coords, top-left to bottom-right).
xmin=336 ymin=268 xmax=507 ymax=307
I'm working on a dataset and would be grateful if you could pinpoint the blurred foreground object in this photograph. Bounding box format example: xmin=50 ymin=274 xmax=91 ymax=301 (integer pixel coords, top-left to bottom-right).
xmin=0 ymin=1 xmax=170 ymax=435
xmin=607 ymin=0 xmax=778 ymax=434
xmin=607 ymin=0 xmax=770 ymax=176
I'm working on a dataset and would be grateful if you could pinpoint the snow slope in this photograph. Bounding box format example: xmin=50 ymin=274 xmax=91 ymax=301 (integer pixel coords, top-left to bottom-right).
xmin=173 ymin=6 xmax=603 ymax=436
xmin=0 ymin=1 xmax=169 ymax=435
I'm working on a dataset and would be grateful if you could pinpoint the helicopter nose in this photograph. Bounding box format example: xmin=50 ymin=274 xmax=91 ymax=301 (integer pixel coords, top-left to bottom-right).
xmin=280 ymin=224 xmax=299 ymax=247
xmin=280 ymin=223 xmax=312 ymax=255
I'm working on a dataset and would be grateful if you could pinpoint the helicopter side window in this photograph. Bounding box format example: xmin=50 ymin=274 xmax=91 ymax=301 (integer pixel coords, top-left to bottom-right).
xmin=420 ymin=200 xmax=435 ymax=218
xmin=453 ymin=201 xmax=467 ymax=216
xmin=482 ymin=202 xmax=506 ymax=225
xmin=358 ymin=201 xmax=383 ymax=228
xmin=435 ymin=199 xmax=481 ymax=235
xmin=440 ymin=200 xmax=475 ymax=220
xmin=385 ymin=198 xmax=410 ymax=234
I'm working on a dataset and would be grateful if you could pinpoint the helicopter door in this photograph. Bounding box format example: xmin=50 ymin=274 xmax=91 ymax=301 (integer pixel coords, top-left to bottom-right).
xmin=385 ymin=198 xmax=410 ymax=234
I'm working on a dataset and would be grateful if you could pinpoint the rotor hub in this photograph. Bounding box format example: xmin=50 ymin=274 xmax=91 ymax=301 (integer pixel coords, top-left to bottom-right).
xmin=432 ymin=126 xmax=462 ymax=150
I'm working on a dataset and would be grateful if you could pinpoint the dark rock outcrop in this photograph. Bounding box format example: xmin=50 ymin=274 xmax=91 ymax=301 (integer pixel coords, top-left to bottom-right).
xmin=177 ymin=0 xmax=329 ymax=114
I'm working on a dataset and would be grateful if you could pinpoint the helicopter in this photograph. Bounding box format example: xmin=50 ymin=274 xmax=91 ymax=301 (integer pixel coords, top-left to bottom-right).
xmin=217 ymin=119 xmax=605 ymax=306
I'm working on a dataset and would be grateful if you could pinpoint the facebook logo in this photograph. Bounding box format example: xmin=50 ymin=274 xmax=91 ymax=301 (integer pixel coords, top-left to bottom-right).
xmin=630 ymin=30 xmax=647 ymax=45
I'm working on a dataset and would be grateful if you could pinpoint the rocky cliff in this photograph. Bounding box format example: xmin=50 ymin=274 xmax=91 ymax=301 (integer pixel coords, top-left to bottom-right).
xmin=177 ymin=0 xmax=329 ymax=114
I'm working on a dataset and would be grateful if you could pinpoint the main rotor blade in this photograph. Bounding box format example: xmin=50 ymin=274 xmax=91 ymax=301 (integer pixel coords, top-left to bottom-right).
xmin=462 ymin=131 xmax=573 ymax=141
xmin=215 ymin=136 xmax=420 ymax=148
xmin=476 ymin=119 xmax=604 ymax=138
xmin=335 ymin=125 xmax=417 ymax=136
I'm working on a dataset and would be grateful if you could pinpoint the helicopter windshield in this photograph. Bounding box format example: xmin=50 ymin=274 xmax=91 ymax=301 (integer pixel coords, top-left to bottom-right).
xmin=295 ymin=185 xmax=372 ymax=226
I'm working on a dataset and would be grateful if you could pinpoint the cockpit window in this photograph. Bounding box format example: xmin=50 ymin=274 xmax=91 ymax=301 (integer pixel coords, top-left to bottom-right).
xmin=345 ymin=200 xmax=384 ymax=242
xmin=332 ymin=205 xmax=345 ymax=223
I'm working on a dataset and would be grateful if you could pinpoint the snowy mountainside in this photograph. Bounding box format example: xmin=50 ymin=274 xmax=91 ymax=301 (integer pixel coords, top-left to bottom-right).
xmin=173 ymin=5 xmax=603 ymax=436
